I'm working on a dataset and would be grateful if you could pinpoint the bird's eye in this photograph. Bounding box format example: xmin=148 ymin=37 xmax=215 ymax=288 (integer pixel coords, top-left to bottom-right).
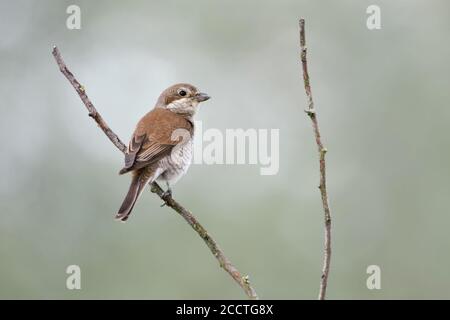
xmin=178 ymin=89 xmax=187 ymax=97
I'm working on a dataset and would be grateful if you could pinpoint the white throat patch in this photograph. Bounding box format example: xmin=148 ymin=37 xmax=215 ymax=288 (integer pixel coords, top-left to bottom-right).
xmin=166 ymin=98 xmax=198 ymax=115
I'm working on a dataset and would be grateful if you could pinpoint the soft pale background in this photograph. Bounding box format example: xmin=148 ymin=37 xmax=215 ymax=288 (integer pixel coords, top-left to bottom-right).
xmin=1 ymin=0 xmax=449 ymax=299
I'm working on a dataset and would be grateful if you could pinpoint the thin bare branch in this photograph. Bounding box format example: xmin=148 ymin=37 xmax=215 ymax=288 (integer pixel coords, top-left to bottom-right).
xmin=150 ymin=183 xmax=258 ymax=299
xmin=52 ymin=46 xmax=258 ymax=300
xmin=299 ymin=19 xmax=332 ymax=300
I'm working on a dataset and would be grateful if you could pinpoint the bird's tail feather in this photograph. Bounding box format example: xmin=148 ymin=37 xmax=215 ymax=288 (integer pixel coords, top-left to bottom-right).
xmin=115 ymin=171 xmax=150 ymax=222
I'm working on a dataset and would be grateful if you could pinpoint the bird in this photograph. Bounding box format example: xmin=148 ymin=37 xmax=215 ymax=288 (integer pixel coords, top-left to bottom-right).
xmin=115 ymin=83 xmax=210 ymax=222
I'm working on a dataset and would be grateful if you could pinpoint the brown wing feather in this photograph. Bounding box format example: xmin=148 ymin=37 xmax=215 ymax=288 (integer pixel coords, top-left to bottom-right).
xmin=124 ymin=134 xmax=146 ymax=168
xmin=119 ymin=109 xmax=193 ymax=174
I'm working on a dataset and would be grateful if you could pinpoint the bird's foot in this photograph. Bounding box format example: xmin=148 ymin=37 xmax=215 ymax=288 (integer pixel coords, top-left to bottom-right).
xmin=162 ymin=188 xmax=172 ymax=198
xmin=160 ymin=188 xmax=172 ymax=207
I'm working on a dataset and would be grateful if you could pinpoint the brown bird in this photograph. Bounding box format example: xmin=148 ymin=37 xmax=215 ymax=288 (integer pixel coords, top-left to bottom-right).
xmin=115 ymin=83 xmax=210 ymax=222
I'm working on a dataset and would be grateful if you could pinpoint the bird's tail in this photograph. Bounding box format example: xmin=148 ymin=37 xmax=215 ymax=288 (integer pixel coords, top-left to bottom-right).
xmin=115 ymin=170 xmax=150 ymax=222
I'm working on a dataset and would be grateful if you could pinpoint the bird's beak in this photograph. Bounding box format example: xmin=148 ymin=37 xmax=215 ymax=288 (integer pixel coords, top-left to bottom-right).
xmin=195 ymin=92 xmax=210 ymax=102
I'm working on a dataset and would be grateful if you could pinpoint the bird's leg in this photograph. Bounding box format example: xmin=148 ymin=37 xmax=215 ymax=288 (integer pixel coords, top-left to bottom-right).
xmin=160 ymin=182 xmax=172 ymax=207
xmin=163 ymin=181 xmax=172 ymax=197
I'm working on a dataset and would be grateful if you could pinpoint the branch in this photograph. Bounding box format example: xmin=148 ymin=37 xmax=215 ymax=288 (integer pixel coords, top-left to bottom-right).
xmin=52 ymin=46 xmax=258 ymax=300
xmin=299 ymin=19 xmax=332 ymax=300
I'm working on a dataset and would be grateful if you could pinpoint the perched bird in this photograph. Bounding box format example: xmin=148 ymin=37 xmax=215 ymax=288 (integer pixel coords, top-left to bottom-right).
xmin=115 ymin=83 xmax=210 ymax=222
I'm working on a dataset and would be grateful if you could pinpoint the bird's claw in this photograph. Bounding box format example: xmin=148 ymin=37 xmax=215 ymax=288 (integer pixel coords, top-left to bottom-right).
xmin=160 ymin=188 xmax=172 ymax=207
xmin=161 ymin=189 xmax=172 ymax=198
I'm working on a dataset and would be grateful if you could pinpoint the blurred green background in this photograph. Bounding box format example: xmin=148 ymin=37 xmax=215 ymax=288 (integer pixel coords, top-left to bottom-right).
xmin=1 ymin=0 xmax=449 ymax=299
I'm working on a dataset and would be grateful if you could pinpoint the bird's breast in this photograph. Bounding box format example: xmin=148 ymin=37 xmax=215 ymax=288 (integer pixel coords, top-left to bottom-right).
xmin=158 ymin=138 xmax=193 ymax=184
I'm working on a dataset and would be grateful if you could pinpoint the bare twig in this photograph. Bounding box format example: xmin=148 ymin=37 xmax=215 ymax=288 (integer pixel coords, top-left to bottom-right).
xmin=52 ymin=46 xmax=258 ymax=300
xmin=299 ymin=19 xmax=332 ymax=300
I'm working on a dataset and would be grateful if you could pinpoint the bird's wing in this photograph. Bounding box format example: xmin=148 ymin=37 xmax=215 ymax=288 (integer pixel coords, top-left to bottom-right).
xmin=123 ymin=133 xmax=146 ymax=169
xmin=119 ymin=109 xmax=193 ymax=174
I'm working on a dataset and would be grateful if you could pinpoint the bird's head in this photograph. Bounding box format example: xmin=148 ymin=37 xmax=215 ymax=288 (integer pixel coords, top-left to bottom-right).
xmin=155 ymin=83 xmax=210 ymax=116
